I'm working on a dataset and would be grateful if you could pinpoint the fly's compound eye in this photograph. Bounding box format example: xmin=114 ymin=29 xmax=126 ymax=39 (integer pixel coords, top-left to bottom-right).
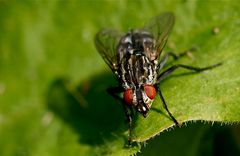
xmin=144 ymin=85 xmax=156 ymax=100
xmin=123 ymin=89 xmax=133 ymax=105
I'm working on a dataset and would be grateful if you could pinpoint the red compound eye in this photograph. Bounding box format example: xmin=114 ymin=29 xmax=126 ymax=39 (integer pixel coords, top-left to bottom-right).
xmin=144 ymin=85 xmax=156 ymax=99
xmin=124 ymin=89 xmax=133 ymax=105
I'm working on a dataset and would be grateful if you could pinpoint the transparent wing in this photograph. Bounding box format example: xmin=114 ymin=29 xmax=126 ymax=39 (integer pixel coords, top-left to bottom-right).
xmin=144 ymin=12 xmax=175 ymax=57
xmin=95 ymin=29 xmax=123 ymax=71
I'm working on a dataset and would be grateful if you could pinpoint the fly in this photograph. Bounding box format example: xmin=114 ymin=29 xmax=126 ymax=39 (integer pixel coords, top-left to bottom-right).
xmin=94 ymin=12 xmax=222 ymax=144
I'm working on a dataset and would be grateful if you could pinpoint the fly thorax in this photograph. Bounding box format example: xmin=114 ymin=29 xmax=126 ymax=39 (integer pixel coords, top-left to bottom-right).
xmin=116 ymin=30 xmax=158 ymax=89
xmin=119 ymin=54 xmax=157 ymax=89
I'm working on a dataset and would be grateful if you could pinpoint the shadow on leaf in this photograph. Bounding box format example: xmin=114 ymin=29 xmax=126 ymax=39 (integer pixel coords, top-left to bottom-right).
xmin=46 ymin=73 xmax=131 ymax=146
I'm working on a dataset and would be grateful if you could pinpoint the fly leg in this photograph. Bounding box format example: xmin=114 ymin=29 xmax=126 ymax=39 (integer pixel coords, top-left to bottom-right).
xmin=167 ymin=46 xmax=197 ymax=60
xmin=157 ymin=62 xmax=222 ymax=83
xmin=107 ymin=87 xmax=133 ymax=145
xmin=122 ymin=104 xmax=134 ymax=145
xmin=158 ymin=47 xmax=197 ymax=70
xmin=156 ymin=86 xmax=179 ymax=126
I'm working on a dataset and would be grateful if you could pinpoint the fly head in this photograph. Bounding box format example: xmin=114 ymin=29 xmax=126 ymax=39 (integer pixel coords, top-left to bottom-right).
xmin=123 ymin=85 xmax=156 ymax=117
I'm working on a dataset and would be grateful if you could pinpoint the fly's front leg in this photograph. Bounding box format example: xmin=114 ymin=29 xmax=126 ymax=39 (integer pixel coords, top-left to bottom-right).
xmin=155 ymin=85 xmax=180 ymax=126
xmin=122 ymin=104 xmax=134 ymax=145
xmin=107 ymin=87 xmax=133 ymax=144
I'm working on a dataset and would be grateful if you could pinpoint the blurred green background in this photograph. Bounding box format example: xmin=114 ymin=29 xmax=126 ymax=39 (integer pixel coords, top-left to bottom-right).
xmin=0 ymin=0 xmax=240 ymax=156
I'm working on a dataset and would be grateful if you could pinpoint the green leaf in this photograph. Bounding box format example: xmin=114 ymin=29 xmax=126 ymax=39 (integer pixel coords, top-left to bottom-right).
xmin=0 ymin=1 xmax=239 ymax=156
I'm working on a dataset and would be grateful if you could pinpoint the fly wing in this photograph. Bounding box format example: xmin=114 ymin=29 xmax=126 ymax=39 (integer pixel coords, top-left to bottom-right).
xmin=95 ymin=29 xmax=123 ymax=71
xmin=144 ymin=12 xmax=175 ymax=60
